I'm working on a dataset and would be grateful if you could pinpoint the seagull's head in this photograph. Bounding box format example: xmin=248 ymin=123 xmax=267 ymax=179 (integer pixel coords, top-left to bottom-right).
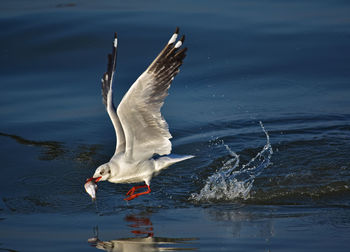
xmin=93 ymin=163 xmax=111 ymax=182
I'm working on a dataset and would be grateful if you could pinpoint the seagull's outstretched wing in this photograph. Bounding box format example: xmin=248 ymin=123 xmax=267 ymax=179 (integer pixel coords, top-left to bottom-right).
xmin=117 ymin=28 xmax=187 ymax=161
xmin=102 ymin=32 xmax=126 ymax=155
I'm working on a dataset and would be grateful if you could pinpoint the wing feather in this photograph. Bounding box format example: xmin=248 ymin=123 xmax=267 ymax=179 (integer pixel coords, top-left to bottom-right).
xmin=117 ymin=28 xmax=187 ymax=161
xmin=101 ymin=32 xmax=126 ymax=155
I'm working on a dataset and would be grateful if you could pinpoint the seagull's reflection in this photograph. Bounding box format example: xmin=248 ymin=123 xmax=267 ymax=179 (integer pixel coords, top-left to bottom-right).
xmin=124 ymin=214 xmax=154 ymax=237
xmin=88 ymin=212 xmax=197 ymax=251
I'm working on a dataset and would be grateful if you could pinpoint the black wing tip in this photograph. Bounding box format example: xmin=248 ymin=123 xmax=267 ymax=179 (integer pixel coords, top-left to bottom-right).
xmin=175 ymin=27 xmax=179 ymax=34
xmin=148 ymin=27 xmax=187 ymax=75
xmin=174 ymin=47 xmax=187 ymax=59
xmin=180 ymin=35 xmax=185 ymax=43
xmin=101 ymin=32 xmax=118 ymax=108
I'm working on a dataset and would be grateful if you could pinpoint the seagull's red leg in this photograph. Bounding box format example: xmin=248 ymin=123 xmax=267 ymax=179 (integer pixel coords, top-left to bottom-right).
xmin=126 ymin=185 xmax=148 ymax=196
xmin=126 ymin=187 xmax=135 ymax=196
xmin=124 ymin=185 xmax=151 ymax=201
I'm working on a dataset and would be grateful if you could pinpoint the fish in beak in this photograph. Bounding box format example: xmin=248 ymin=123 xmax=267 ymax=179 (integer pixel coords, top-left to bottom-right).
xmin=84 ymin=177 xmax=100 ymax=200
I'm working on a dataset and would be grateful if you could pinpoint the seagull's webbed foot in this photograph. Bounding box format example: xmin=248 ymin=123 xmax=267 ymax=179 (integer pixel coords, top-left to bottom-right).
xmin=124 ymin=185 xmax=151 ymax=201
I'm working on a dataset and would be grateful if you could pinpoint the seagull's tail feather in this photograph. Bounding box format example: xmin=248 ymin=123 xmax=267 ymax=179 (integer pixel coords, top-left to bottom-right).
xmin=155 ymin=154 xmax=194 ymax=171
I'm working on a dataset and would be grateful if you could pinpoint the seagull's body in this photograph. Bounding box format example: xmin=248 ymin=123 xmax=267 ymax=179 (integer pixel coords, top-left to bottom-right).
xmin=90 ymin=28 xmax=193 ymax=201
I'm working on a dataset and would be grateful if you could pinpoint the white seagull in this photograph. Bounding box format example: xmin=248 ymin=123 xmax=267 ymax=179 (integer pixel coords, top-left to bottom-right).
xmin=86 ymin=28 xmax=194 ymax=201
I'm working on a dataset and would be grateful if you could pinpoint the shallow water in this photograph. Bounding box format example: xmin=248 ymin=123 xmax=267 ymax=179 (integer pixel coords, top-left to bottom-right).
xmin=1 ymin=0 xmax=350 ymax=251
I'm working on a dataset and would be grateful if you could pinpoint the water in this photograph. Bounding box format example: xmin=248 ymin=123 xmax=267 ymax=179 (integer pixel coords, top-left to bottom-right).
xmin=1 ymin=0 xmax=350 ymax=251
xmin=191 ymin=122 xmax=273 ymax=202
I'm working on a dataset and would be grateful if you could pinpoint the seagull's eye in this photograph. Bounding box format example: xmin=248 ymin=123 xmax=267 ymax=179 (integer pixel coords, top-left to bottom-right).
xmin=100 ymin=170 xmax=105 ymax=175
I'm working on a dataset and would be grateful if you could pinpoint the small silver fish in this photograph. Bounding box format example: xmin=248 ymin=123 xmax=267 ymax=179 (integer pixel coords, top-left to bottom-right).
xmin=84 ymin=178 xmax=98 ymax=200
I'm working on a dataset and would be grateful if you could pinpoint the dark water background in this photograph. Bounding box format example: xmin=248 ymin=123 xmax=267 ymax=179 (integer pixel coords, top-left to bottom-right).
xmin=1 ymin=0 xmax=350 ymax=251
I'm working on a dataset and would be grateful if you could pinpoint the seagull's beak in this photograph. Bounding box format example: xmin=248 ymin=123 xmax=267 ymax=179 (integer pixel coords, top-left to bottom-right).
xmin=86 ymin=177 xmax=93 ymax=183
xmin=94 ymin=176 xmax=102 ymax=183
xmin=86 ymin=177 xmax=102 ymax=183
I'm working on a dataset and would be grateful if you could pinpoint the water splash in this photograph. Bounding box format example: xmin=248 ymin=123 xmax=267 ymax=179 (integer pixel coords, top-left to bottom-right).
xmin=191 ymin=122 xmax=273 ymax=202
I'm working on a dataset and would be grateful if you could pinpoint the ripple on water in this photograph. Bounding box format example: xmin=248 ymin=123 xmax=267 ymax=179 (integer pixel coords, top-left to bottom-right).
xmin=19 ymin=174 xmax=57 ymax=186
xmin=2 ymin=114 xmax=350 ymax=213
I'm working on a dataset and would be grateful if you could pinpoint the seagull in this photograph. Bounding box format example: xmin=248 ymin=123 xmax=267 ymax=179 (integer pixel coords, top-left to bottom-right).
xmin=87 ymin=28 xmax=194 ymax=201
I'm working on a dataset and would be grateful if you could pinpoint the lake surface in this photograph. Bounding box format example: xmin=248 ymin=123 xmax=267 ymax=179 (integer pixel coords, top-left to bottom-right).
xmin=1 ymin=0 xmax=350 ymax=251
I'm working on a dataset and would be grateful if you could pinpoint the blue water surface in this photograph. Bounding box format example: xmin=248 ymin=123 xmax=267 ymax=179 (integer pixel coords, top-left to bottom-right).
xmin=1 ymin=0 xmax=350 ymax=251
